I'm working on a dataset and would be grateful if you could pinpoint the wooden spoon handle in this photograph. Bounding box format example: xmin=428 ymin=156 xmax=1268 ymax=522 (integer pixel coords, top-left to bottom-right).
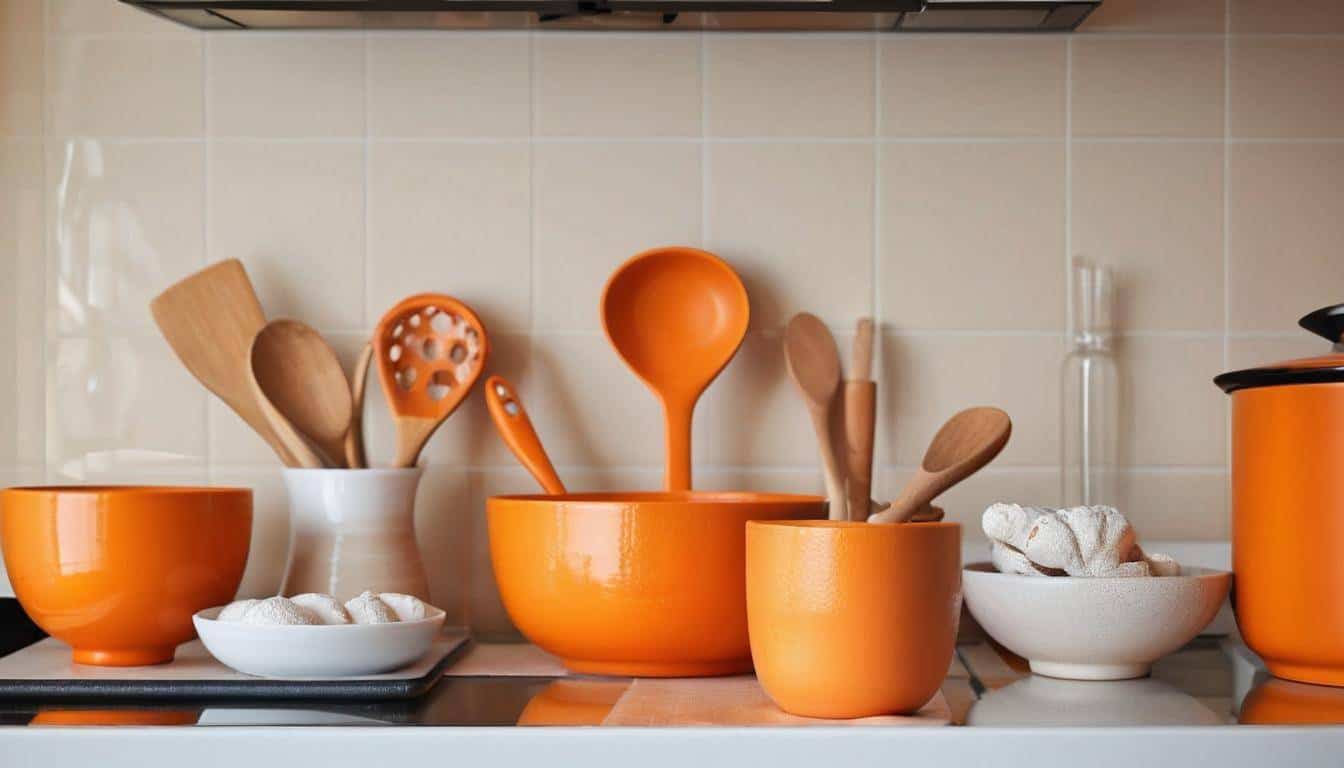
xmin=843 ymin=380 xmax=875 ymax=522
xmin=251 ymin=381 xmax=327 ymax=469
xmin=807 ymin=403 xmax=847 ymax=521
xmin=485 ymin=376 xmax=566 ymax=495
xmin=869 ymin=477 xmax=936 ymax=523
xmin=344 ymin=342 xmax=373 ymax=469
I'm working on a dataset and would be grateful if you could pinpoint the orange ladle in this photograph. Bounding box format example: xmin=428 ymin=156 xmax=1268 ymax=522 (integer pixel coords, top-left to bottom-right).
xmin=601 ymin=247 xmax=749 ymax=491
xmin=485 ymin=375 xmax=566 ymax=495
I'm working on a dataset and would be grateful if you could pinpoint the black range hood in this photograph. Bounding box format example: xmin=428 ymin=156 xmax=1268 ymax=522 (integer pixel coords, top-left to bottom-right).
xmin=120 ymin=0 xmax=1100 ymax=31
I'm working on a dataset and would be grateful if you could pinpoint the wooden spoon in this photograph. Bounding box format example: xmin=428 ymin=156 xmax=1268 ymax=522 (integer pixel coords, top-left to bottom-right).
xmin=485 ymin=375 xmax=566 ymax=495
xmin=783 ymin=312 xmax=847 ymax=521
xmin=373 ymin=294 xmax=488 ymax=468
xmin=344 ymin=342 xmax=373 ymax=468
xmin=869 ymin=407 xmax=1011 ymax=524
xmin=150 ymin=259 xmax=297 ymax=466
xmin=843 ymin=317 xmax=876 ymax=522
xmin=602 ymin=247 xmax=749 ymax=491
xmin=249 ymin=319 xmax=353 ymax=468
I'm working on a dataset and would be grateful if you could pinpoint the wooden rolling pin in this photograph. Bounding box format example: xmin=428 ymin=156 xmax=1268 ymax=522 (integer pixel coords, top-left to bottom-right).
xmin=844 ymin=318 xmax=876 ymax=522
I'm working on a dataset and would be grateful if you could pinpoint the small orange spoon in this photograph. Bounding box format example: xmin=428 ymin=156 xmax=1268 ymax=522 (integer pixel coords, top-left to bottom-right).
xmin=485 ymin=375 xmax=566 ymax=495
xmin=601 ymin=247 xmax=749 ymax=491
xmin=373 ymin=294 xmax=488 ymax=468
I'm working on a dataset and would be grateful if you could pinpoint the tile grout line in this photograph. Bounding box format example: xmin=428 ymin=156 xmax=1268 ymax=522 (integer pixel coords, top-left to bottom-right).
xmin=363 ymin=32 xmax=372 ymax=332
xmin=39 ymin=1 xmax=50 ymax=483
xmin=1064 ymin=34 xmax=1074 ymax=337
xmin=1223 ymin=0 xmax=1233 ymax=480
xmin=38 ymin=135 xmax=1344 ymax=145
xmin=528 ymin=29 xmax=538 ymax=337
xmin=203 ymin=29 xmax=214 ymax=480
xmin=871 ymin=32 xmax=882 ymax=328
xmin=700 ymin=31 xmax=710 ymax=245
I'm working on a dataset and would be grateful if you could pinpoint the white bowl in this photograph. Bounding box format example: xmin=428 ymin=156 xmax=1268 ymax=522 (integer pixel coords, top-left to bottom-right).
xmin=962 ymin=562 xmax=1231 ymax=681
xmin=193 ymin=606 xmax=446 ymax=677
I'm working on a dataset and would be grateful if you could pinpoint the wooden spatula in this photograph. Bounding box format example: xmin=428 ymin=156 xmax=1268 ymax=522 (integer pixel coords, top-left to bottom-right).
xmin=150 ymin=259 xmax=297 ymax=466
xmin=373 ymin=294 xmax=488 ymax=468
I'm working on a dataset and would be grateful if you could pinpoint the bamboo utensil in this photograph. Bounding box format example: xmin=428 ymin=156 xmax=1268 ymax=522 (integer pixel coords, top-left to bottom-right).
xmin=150 ymin=259 xmax=298 ymax=466
xmin=869 ymin=407 xmax=1011 ymax=524
xmin=373 ymin=294 xmax=488 ymax=468
xmin=249 ymin=319 xmax=353 ymax=468
xmin=843 ymin=318 xmax=876 ymax=522
xmin=601 ymin=247 xmax=749 ymax=491
xmin=485 ymin=375 xmax=566 ymax=495
xmin=344 ymin=343 xmax=374 ymax=468
xmin=783 ymin=312 xmax=848 ymax=521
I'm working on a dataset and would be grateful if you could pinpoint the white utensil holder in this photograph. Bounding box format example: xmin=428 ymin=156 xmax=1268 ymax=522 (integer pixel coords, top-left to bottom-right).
xmin=279 ymin=468 xmax=430 ymax=602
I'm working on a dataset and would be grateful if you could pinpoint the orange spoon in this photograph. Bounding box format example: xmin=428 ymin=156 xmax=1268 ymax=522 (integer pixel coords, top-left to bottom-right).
xmin=485 ymin=375 xmax=566 ymax=495
xmin=373 ymin=294 xmax=488 ymax=468
xmin=601 ymin=247 xmax=749 ymax=491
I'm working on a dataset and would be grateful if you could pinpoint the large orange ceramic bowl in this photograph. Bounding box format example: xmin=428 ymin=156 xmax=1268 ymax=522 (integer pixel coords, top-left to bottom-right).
xmin=487 ymin=491 xmax=826 ymax=677
xmin=0 ymin=486 xmax=252 ymax=666
xmin=747 ymin=520 xmax=962 ymax=719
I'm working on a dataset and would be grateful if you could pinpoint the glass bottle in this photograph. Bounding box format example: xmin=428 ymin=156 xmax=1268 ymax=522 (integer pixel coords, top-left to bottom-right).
xmin=1060 ymin=259 xmax=1119 ymax=507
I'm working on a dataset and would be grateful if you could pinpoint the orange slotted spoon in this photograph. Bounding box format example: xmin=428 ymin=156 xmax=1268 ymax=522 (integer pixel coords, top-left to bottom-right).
xmin=373 ymin=294 xmax=488 ymax=468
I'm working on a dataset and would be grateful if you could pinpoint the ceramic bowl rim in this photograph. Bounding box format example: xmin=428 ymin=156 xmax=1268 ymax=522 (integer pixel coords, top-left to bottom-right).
xmin=489 ymin=491 xmax=826 ymax=506
xmin=194 ymin=605 xmax=447 ymax=629
xmin=748 ymin=519 xmax=960 ymax=532
xmin=1 ymin=485 xmax=251 ymax=498
xmin=280 ymin=467 xmax=424 ymax=477
xmin=964 ymin=561 xmax=1232 ymax=583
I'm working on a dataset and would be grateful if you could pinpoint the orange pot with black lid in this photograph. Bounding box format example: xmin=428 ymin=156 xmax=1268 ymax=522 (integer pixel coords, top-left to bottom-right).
xmin=1216 ymin=303 xmax=1344 ymax=687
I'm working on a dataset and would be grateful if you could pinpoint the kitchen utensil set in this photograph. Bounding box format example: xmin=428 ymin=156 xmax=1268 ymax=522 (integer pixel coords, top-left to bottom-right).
xmin=781 ymin=311 xmax=1011 ymax=524
xmin=153 ymin=261 xmax=488 ymax=469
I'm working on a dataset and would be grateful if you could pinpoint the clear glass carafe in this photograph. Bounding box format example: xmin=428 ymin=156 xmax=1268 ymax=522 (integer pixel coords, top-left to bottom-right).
xmin=1060 ymin=260 xmax=1119 ymax=506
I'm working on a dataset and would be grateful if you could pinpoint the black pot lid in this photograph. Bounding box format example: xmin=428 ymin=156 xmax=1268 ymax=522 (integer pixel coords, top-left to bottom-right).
xmin=1215 ymin=304 xmax=1344 ymax=393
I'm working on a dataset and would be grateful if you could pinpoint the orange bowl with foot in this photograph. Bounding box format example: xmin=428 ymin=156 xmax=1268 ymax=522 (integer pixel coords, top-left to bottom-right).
xmin=487 ymin=491 xmax=826 ymax=677
xmin=1 ymin=486 xmax=251 ymax=666
xmin=747 ymin=520 xmax=962 ymax=719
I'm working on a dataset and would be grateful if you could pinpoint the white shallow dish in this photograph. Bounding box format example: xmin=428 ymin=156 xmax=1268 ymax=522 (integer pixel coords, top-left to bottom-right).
xmin=962 ymin=562 xmax=1231 ymax=681
xmin=193 ymin=606 xmax=447 ymax=678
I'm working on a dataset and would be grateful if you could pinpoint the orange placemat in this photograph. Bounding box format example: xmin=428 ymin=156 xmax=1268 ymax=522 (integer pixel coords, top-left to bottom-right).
xmin=600 ymin=676 xmax=951 ymax=727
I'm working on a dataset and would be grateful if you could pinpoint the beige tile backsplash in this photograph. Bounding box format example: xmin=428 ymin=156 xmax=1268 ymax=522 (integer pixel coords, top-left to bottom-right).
xmin=2 ymin=0 xmax=1343 ymax=622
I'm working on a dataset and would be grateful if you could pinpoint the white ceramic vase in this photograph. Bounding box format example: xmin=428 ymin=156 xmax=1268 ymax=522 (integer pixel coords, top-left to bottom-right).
xmin=279 ymin=468 xmax=430 ymax=602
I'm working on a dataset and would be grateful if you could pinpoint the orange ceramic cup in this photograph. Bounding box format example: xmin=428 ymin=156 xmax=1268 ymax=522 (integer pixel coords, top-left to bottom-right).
xmin=0 ymin=486 xmax=252 ymax=666
xmin=747 ymin=520 xmax=961 ymax=719
xmin=488 ymin=491 xmax=826 ymax=677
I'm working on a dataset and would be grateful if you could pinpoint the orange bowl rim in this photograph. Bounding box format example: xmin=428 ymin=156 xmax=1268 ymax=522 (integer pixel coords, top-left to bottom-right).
xmin=748 ymin=519 xmax=961 ymax=531
xmin=2 ymin=485 xmax=252 ymax=497
xmin=488 ymin=491 xmax=826 ymax=506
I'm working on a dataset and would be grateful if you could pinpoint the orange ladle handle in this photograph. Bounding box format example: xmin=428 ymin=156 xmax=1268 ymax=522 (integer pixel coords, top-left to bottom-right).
xmin=485 ymin=375 xmax=566 ymax=495
xmin=662 ymin=394 xmax=695 ymax=492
